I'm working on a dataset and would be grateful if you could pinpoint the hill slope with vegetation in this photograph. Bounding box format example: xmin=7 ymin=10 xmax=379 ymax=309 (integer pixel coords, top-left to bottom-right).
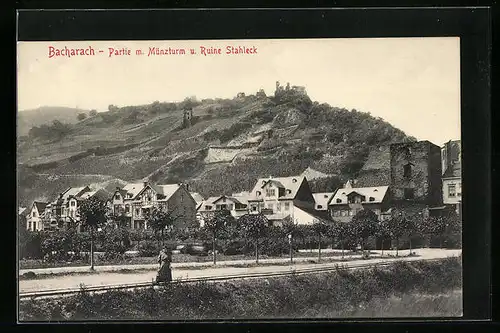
xmin=17 ymin=83 xmax=415 ymax=205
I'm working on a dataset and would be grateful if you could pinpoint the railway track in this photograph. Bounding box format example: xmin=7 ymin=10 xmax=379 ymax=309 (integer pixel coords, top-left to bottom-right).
xmin=19 ymin=258 xmax=444 ymax=300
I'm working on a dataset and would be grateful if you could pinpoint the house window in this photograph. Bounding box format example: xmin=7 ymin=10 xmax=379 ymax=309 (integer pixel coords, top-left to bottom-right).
xmin=403 ymin=163 xmax=412 ymax=178
xmin=256 ymin=191 xmax=262 ymax=196
xmin=205 ymin=205 xmax=212 ymax=210
xmin=369 ymin=197 xmax=375 ymax=202
xmin=268 ymin=203 xmax=274 ymax=211
xmin=341 ymin=211 xmax=347 ymax=217
xmin=284 ymin=202 xmax=290 ymax=211
xmin=277 ymin=203 xmax=281 ymax=211
xmin=286 ymin=190 xmax=292 ymax=195
xmin=266 ymin=189 xmax=276 ymax=197
xmin=71 ymin=201 xmax=76 ymax=207
xmin=28 ymin=222 xmax=32 ymax=230
xmin=317 ymin=205 xmax=323 ymax=209
xmin=115 ymin=194 xmax=121 ymax=200
xmin=252 ymin=205 xmax=257 ymax=211
xmin=135 ymin=208 xmax=140 ymax=216
xmin=125 ymin=205 xmax=130 ymax=213
xmin=448 ymin=184 xmax=456 ymax=197
xmin=404 ymin=188 xmax=415 ymax=199
xmin=32 ymin=211 xmax=37 ymax=217
xmin=228 ymin=204 xmax=234 ymax=210
xmin=348 ymin=210 xmax=353 ymax=216
xmin=324 ymin=195 xmax=329 ymax=198
xmin=336 ymin=199 xmax=341 ymax=203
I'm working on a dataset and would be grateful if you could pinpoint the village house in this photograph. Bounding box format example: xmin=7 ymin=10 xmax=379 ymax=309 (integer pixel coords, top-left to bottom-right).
xmin=197 ymin=191 xmax=251 ymax=224
xmin=26 ymin=201 xmax=47 ymax=231
xmin=41 ymin=186 xmax=112 ymax=232
xmin=111 ymin=181 xmax=197 ymax=230
xmin=246 ymin=175 xmax=322 ymax=226
xmin=441 ymin=140 xmax=462 ymax=216
xmin=328 ymin=182 xmax=391 ymax=222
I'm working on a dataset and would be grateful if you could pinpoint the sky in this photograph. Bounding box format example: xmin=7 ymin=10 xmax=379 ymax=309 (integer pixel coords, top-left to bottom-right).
xmin=17 ymin=38 xmax=460 ymax=146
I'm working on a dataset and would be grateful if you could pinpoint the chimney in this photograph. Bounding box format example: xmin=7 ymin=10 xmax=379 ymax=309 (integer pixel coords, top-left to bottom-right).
xmin=116 ymin=187 xmax=121 ymax=191
xmin=143 ymin=181 xmax=148 ymax=187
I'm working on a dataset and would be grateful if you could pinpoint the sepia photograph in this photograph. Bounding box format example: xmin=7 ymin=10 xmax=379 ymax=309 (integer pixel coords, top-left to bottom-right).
xmin=17 ymin=37 xmax=462 ymax=321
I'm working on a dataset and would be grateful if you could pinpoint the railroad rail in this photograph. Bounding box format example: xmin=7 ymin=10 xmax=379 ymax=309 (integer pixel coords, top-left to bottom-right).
xmin=19 ymin=257 xmax=446 ymax=300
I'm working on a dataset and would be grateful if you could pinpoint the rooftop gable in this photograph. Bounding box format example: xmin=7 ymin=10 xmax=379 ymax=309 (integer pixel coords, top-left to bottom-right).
xmin=330 ymin=186 xmax=389 ymax=205
xmin=250 ymin=175 xmax=306 ymax=200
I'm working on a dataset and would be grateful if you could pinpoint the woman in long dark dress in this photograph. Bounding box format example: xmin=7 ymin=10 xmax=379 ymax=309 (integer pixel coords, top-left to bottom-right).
xmin=156 ymin=247 xmax=172 ymax=283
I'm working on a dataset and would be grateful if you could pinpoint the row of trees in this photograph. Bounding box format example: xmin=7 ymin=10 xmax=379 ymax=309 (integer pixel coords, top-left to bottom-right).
xmin=19 ymin=196 xmax=461 ymax=268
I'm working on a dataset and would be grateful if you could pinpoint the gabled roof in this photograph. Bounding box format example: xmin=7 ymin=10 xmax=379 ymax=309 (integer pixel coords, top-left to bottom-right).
xmin=19 ymin=207 xmax=27 ymax=216
xmin=330 ymin=186 xmax=389 ymax=205
xmin=312 ymin=192 xmax=335 ymax=209
xmin=190 ymin=192 xmax=205 ymax=204
xmin=79 ymin=188 xmax=112 ymax=201
xmin=250 ymin=176 xmax=306 ymax=200
xmin=33 ymin=201 xmax=48 ymax=213
xmin=122 ymin=183 xmax=146 ymax=199
xmin=154 ymin=184 xmax=181 ymax=201
xmin=212 ymin=195 xmax=247 ymax=205
xmin=63 ymin=186 xmax=90 ymax=199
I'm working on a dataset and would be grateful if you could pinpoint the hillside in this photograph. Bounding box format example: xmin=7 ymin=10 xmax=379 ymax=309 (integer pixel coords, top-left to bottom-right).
xmin=17 ymin=106 xmax=93 ymax=136
xmin=17 ymin=84 xmax=415 ymax=205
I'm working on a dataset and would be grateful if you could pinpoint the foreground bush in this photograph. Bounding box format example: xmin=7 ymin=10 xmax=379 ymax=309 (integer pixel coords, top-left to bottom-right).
xmin=19 ymin=257 xmax=462 ymax=321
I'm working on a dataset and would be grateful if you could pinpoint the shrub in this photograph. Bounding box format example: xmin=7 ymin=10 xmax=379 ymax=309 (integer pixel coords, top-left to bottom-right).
xmin=139 ymin=241 xmax=161 ymax=257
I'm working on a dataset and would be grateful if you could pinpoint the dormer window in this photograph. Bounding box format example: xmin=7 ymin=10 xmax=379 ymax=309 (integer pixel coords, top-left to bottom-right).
xmin=317 ymin=205 xmax=323 ymax=209
xmin=292 ymin=178 xmax=297 ymax=183
xmin=324 ymin=195 xmax=329 ymax=198
xmin=256 ymin=191 xmax=261 ymax=196
xmin=286 ymin=189 xmax=292 ymax=194
xmin=341 ymin=192 xmax=346 ymax=195
xmin=369 ymin=197 xmax=375 ymax=202
xmin=373 ymin=189 xmax=378 ymax=192
xmin=262 ymin=181 xmax=266 ymax=185
xmin=336 ymin=199 xmax=341 ymax=203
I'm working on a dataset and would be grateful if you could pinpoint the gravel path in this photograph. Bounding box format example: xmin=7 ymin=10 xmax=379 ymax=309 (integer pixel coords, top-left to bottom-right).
xmin=18 ymin=249 xmax=461 ymax=293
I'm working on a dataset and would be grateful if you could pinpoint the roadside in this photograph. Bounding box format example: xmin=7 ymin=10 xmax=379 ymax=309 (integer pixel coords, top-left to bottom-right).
xmin=19 ymin=248 xmax=459 ymax=278
xmin=18 ymin=249 xmax=461 ymax=294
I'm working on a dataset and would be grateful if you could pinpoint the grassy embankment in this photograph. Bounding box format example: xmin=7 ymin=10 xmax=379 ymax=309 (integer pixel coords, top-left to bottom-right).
xmin=19 ymin=257 xmax=462 ymax=320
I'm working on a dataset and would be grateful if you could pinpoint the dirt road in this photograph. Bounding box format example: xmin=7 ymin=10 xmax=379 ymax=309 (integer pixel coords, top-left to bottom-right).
xmin=19 ymin=249 xmax=461 ymax=294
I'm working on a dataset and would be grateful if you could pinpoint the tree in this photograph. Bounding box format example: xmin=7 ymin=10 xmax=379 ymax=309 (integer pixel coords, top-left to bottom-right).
xmin=77 ymin=113 xmax=87 ymax=121
xmin=376 ymin=218 xmax=391 ymax=257
xmin=78 ymin=197 xmax=109 ymax=270
xmin=204 ymin=209 xmax=235 ymax=264
xmin=281 ymin=217 xmax=298 ymax=263
xmin=336 ymin=222 xmax=353 ymax=259
xmin=386 ymin=208 xmax=410 ymax=256
xmin=239 ymin=213 xmax=269 ymax=264
xmin=89 ymin=109 xmax=98 ymax=117
xmin=145 ymin=206 xmax=178 ymax=247
xmin=351 ymin=209 xmax=379 ymax=254
xmin=311 ymin=219 xmax=328 ymax=262
xmin=110 ymin=213 xmax=131 ymax=247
